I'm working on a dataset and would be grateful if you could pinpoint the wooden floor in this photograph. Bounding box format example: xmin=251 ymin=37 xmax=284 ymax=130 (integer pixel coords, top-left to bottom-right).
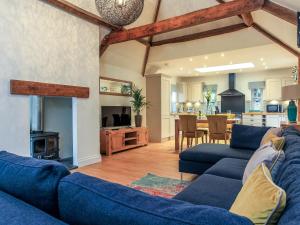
xmin=76 ymin=140 xmax=196 ymax=186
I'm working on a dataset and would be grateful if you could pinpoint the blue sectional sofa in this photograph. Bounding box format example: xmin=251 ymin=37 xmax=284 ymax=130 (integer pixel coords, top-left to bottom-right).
xmin=0 ymin=125 xmax=300 ymax=225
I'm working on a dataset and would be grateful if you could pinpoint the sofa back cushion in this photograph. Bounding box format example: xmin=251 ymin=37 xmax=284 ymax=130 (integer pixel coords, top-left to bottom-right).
xmin=58 ymin=172 xmax=253 ymax=225
xmin=275 ymin=127 xmax=300 ymax=225
xmin=230 ymin=125 xmax=270 ymax=150
xmin=0 ymin=151 xmax=70 ymax=216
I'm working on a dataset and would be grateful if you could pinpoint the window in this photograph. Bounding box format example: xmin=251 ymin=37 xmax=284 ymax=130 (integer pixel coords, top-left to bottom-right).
xmin=171 ymin=84 xmax=177 ymax=113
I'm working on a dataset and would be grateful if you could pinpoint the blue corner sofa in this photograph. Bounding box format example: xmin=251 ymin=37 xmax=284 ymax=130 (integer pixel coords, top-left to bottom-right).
xmin=0 ymin=125 xmax=300 ymax=225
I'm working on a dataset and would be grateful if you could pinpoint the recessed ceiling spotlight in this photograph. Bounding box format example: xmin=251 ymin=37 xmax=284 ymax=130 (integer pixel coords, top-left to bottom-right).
xmin=230 ymin=61 xmax=233 ymax=65
xmin=180 ymin=67 xmax=183 ymax=71
xmin=260 ymin=58 xmax=264 ymax=61
xmin=221 ymin=53 xmax=225 ymax=57
xmin=262 ymin=62 xmax=266 ymax=66
xmin=204 ymin=56 xmax=208 ymax=60
xmin=189 ymin=58 xmax=193 ymax=62
xmin=265 ymin=66 xmax=269 ymax=69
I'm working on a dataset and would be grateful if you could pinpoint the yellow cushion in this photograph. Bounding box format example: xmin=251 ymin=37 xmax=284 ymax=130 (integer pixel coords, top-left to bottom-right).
xmin=230 ymin=163 xmax=286 ymax=225
xmin=271 ymin=137 xmax=285 ymax=150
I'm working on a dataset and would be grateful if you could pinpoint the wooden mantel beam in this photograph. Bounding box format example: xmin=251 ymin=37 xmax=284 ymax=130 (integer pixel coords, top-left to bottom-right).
xmin=263 ymin=0 xmax=297 ymax=26
xmin=40 ymin=0 xmax=121 ymax=31
xmin=151 ymin=23 xmax=248 ymax=47
xmin=105 ymin=0 xmax=264 ymax=45
xmin=252 ymin=23 xmax=299 ymax=57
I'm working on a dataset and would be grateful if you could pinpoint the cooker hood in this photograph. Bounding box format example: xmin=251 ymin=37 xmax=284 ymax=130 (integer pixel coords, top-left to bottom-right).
xmin=219 ymin=73 xmax=244 ymax=97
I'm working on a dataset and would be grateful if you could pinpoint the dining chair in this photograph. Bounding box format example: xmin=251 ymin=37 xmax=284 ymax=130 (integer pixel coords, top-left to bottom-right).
xmin=179 ymin=115 xmax=205 ymax=152
xmin=207 ymin=115 xmax=231 ymax=144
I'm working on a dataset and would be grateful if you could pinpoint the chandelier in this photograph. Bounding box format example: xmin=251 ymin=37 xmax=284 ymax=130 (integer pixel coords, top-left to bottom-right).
xmin=95 ymin=0 xmax=144 ymax=26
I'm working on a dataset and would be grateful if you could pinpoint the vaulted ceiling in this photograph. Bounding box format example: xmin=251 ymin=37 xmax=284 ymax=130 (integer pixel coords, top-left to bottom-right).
xmin=100 ymin=0 xmax=299 ymax=77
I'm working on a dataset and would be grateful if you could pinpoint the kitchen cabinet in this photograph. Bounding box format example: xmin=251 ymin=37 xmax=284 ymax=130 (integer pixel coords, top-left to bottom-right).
xmin=282 ymin=78 xmax=297 ymax=87
xmin=266 ymin=115 xmax=288 ymax=127
xmin=265 ymin=79 xmax=282 ymax=101
xmin=187 ymin=83 xmax=203 ymax=102
xmin=243 ymin=113 xmax=288 ymax=128
xmin=146 ymin=75 xmax=174 ymax=142
xmin=242 ymin=114 xmax=264 ymax=127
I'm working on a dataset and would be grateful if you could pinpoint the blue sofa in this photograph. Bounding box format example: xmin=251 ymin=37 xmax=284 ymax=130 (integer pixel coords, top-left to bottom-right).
xmin=0 ymin=125 xmax=300 ymax=225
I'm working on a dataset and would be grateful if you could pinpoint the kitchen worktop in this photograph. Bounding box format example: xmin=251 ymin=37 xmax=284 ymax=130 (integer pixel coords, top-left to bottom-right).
xmin=243 ymin=112 xmax=286 ymax=116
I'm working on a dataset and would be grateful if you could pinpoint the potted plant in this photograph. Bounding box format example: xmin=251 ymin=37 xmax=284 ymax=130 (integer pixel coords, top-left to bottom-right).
xmin=130 ymin=85 xmax=149 ymax=127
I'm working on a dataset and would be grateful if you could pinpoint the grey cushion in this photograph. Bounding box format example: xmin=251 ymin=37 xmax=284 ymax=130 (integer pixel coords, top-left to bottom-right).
xmin=180 ymin=144 xmax=254 ymax=164
xmin=242 ymin=144 xmax=282 ymax=184
xmin=174 ymin=174 xmax=242 ymax=210
xmin=205 ymin=158 xmax=248 ymax=180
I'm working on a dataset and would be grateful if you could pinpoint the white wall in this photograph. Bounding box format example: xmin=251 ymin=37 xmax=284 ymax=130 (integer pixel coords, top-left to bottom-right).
xmin=182 ymin=68 xmax=293 ymax=101
xmin=100 ymin=41 xmax=147 ymax=126
xmin=44 ymin=97 xmax=73 ymax=160
xmin=0 ymin=0 xmax=101 ymax=167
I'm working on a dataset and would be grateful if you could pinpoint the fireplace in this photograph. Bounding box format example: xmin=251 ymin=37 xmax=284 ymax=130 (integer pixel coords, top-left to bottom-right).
xmin=30 ymin=131 xmax=59 ymax=160
xmin=30 ymin=96 xmax=60 ymax=160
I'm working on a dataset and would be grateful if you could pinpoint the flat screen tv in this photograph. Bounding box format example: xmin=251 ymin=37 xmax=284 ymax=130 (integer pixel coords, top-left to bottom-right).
xmin=101 ymin=106 xmax=131 ymax=128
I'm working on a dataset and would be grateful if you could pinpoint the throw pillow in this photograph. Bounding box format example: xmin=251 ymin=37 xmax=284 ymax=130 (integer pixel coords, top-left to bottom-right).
xmin=230 ymin=163 xmax=286 ymax=225
xmin=271 ymin=137 xmax=285 ymax=150
xmin=260 ymin=128 xmax=282 ymax=146
xmin=242 ymin=144 xmax=280 ymax=184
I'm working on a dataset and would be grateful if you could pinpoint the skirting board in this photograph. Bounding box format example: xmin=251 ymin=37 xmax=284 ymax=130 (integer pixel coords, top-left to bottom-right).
xmin=77 ymin=154 xmax=101 ymax=167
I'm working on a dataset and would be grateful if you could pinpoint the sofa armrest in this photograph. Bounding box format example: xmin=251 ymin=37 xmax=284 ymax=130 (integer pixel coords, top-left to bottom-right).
xmin=58 ymin=173 xmax=253 ymax=225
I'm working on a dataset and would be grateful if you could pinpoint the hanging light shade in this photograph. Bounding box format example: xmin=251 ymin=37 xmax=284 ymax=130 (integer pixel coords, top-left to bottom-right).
xmin=95 ymin=0 xmax=144 ymax=26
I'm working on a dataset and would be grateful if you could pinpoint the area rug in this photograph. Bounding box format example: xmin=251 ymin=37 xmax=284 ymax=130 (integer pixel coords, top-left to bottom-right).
xmin=130 ymin=173 xmax=190 ymax=198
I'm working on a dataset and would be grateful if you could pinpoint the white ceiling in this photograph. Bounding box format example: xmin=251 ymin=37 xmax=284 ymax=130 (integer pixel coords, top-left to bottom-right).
xmin=146 ymin=44 xmax=298 ymax=77
xmin=102 ymin=0 xmax=300 ymax=78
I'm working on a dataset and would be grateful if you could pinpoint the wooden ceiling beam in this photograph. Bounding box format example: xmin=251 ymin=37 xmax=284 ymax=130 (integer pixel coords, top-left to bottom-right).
xmin=142 ymin=0 xmax=162 ymax=76
xmin=252 ymin=23 xmax=299 ymax=57
xmin=40 ymin=0 xmax=121 ymax=30
xmin=151 ymin=23 xmax=248 ymax=46
xmin=263 ymin=0 xmax=297 ymax=26
xmin=215 ymin=0 xmax=253 ymax=26
xmin=105 ymin=0 xmax=264 ymax=45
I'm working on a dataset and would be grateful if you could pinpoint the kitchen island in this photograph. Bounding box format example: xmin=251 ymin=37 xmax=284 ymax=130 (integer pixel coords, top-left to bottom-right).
xmin=242 ymin=112 xmax=287 ymax=127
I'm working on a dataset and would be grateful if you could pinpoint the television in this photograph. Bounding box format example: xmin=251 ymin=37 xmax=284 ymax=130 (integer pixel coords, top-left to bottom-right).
xmin=101 ymin=106 xmax=131 ymax=128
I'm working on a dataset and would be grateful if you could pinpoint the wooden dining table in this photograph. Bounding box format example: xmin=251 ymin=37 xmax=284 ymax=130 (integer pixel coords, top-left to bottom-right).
xmin=174 ymin=118 xmax=239 ymax=151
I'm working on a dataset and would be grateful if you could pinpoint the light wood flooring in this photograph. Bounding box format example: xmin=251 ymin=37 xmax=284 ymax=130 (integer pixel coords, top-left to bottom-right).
xmin=76 ymin=140 xmax=197 ymax=186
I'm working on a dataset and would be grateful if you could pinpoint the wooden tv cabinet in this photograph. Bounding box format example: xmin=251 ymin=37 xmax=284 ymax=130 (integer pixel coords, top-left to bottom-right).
xmin=100 ymin=127 xmax=149 ymax=156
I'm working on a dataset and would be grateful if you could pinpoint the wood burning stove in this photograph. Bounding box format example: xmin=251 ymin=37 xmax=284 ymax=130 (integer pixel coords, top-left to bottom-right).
xmin=30 ymin=131 xmax=59 ymax=160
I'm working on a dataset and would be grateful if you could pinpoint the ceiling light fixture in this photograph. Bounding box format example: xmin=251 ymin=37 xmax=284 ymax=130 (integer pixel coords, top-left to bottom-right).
xmin=221 ymin=53 xmax=225 ymax=57
xmin=189 ymin=58 xmax=193 ymax=62
xmin=195 ymin=63 xmax=255 ymax=73
xmin=204 ymin=56 xmax=208 ymax=60
xmin=95 ymin=0 xmax=144 ymax=26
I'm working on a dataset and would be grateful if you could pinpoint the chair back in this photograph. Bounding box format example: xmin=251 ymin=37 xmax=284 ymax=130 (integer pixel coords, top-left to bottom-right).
xmin=179 ymin=115 xmax=197 ymax=133
xmin=207 ymin=115 xmax=227 ymax=134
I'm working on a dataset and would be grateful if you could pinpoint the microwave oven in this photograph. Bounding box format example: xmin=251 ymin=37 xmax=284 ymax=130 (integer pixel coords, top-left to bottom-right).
xmin=266 ymin=104 xmax=283 ymax=113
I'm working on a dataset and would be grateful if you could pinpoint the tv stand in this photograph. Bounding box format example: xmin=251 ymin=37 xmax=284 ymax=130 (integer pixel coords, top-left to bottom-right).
xmin=100 ymin=127 xmax=149 ymax=156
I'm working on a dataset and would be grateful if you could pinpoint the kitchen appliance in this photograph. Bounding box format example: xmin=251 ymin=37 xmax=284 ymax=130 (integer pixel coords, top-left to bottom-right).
xmin=266 ymin=104 xmax=283 ymax=113
xmin=219 ymin=73 xmax=245 ymax=114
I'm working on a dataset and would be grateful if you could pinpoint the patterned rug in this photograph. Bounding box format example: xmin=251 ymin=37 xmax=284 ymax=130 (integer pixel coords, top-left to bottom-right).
xmin=130 ymin=173 xmax=191 ymax=198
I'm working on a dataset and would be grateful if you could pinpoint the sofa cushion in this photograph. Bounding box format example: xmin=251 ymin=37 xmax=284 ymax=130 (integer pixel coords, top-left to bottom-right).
xmin=230 ymin=124 xmax=270 ymax=150
xmin=180 ymin=144 xmax=253 ymax=164
xmin=204 ymin=158 xmax=248 ymax=180
xmin=174 ymin=174 xmax=242 ymax=210
xmin=58 ymin=173 xmax=253 ymax=225
xmin=0 ymin=151 xmax=70 ymax=216
xmin=0 ymin=191 xmax=66 ymax=225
